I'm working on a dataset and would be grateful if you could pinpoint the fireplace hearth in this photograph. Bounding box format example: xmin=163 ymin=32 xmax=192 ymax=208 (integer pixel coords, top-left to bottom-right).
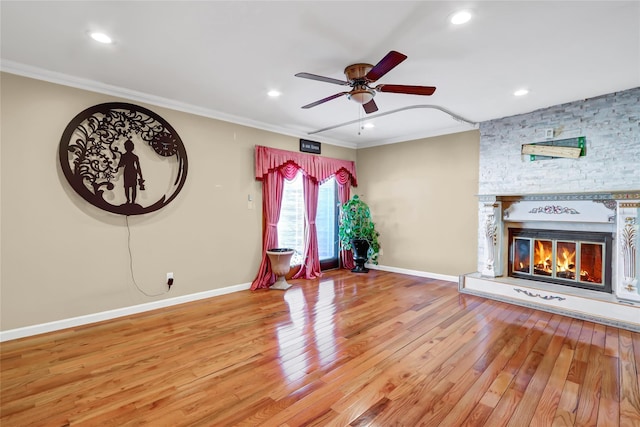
xmin=508 ymin=228 xmax=612 ymax=293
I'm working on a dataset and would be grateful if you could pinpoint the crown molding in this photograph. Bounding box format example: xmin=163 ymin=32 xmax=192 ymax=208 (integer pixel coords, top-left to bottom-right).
xmin=0 ymin=60 xmax=357 ymax=150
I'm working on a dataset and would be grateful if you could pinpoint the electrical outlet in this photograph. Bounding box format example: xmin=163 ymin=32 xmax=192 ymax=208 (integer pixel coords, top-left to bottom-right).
xmin=544 ymin=128 xmax=554 ymax=139
xmin=167 ymin=272 xmax=174 ymax=289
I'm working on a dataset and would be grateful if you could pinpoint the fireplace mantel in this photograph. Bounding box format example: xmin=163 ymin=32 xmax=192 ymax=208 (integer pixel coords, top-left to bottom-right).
xmin=461 ymin=191 xmax=640 ymax=332
xmin=477 ymin=191 xmax=640 ymax=207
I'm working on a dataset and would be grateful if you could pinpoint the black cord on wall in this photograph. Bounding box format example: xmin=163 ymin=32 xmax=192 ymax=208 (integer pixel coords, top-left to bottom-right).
xmin=125 ymin=215 xmax=168 ymax=297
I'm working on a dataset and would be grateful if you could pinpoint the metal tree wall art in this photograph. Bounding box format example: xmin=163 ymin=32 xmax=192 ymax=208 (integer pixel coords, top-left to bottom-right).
xmin=59 ymin=103 xmax=188 ymax=215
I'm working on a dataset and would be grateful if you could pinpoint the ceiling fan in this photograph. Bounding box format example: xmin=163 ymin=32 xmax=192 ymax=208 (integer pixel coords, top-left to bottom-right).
xmin=295 ymin=50 xmax=436 ymax=114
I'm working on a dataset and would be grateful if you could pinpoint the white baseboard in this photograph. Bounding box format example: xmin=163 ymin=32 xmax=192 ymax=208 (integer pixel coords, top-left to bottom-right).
xmin=0 ymin=282 xmax=251 ymax=342
xmin=366 ymin=264 xmax=458 ymax=283
xmin=1 ymin=268 xmax=457 ymax=342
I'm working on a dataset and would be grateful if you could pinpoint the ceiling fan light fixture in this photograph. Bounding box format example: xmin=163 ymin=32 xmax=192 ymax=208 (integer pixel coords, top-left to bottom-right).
xmin=347 ymin=88 xmax=375 ymax=104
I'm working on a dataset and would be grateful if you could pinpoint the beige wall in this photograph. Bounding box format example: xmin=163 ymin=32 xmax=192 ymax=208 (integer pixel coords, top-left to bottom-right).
xmin=0 ymin=72 xmax=355 ymax=330
xmin=356 ymin=131 xmax=480 ymax=276
xmin=1 ymin=72 xmax=480 ymax=331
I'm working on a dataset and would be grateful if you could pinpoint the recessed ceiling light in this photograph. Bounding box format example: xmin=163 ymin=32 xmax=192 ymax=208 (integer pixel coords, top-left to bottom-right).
xmin=450 ymin=10 xmax=472 ymax=25
xmin=514 ymin=89 xmax=529 ymax=96
xmin=363 ymin=123 xmax=375 ymax=129
xmin=90 ymin=32 xmax=112 ymax=44
xmin=267 ymin=90 xmax=281 ymax=98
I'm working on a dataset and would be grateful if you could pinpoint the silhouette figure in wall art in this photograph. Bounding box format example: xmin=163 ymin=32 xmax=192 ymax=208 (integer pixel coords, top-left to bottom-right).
xmin=118 ymin=139 xmax=145 ymax=205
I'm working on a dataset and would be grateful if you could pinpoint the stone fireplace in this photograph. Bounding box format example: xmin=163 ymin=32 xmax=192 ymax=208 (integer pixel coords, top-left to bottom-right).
xmin=461 ymin=193 xmax=639 ymax=331
xmin=500 ymin=197 xmax=617 ymax=294
xmin=458 ymin=87 xmax=640 ymax=332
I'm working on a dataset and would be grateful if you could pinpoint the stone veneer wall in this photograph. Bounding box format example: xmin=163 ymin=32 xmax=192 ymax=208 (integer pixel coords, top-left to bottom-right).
xmin=479 ymin=87 xmax=639 ymax=195
xmin=476 ymin=87 xmax=640 ymax=272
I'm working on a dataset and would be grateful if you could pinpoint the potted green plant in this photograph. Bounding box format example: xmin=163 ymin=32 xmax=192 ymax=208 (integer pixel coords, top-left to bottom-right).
xmin=338 ymin=195 xmax=380 ymax=273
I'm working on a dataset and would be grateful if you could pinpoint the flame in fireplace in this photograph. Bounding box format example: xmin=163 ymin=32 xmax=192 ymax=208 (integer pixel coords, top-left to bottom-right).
xmin=534 ymin=240 xmax=552 ymax=273
xmin=557 ymin=247 xmax=576 ymax=273
xmin=533 ymin=240 xmax=577 ymax=277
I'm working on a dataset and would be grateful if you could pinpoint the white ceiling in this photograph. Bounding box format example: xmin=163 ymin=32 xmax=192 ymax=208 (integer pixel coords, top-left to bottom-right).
xmin=1 ymin=1 xmax=639 ymax=148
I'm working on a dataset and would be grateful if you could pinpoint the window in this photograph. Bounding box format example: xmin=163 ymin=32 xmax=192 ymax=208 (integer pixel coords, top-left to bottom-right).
xmin=278 ymin=172 xmax=338 ymax=268
xmin=278 ymin=172 xmax=305 ymax=265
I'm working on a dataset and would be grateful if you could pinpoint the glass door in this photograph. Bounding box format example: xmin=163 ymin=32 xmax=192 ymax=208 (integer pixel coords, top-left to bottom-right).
xmin=278 ymin=173 xmax=339 ymax=270
xmin=317 ymin=177 xmax=339 ymax=270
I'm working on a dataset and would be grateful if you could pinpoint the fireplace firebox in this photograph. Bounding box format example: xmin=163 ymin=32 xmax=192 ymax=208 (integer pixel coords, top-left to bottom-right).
xmin=508 ymin=228 xmax=613 ymax=293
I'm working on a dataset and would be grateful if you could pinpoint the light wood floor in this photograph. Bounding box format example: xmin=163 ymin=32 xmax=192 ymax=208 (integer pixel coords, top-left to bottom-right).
xmin=2 ymin=270 xmax=640 ymax=426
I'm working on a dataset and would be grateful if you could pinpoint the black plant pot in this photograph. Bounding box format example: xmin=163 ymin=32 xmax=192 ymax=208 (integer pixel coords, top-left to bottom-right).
xmin=351 ymin=239 xmax=370 ymax=273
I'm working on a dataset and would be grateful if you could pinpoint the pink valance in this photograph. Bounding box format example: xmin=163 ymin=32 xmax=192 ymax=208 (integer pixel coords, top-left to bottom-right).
xmin=255 ymin=145 xmax=357 ymax=186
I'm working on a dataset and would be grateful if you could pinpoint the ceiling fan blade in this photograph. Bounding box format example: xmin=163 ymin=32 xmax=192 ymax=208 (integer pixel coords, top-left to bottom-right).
xmin=301 ymin=92 xmax=349 ymax=109
xmin=295 ymin=72 xmax=350 ymax=86
xmin=365 ymin=51 xmax=407 ymax=82
xmin=363 ymin=99 xmax=378 ymax=114
xmin=376 ymin=84 xmax=437 ymax=96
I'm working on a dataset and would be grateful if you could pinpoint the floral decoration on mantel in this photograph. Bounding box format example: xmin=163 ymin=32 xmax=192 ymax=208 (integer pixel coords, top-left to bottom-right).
xmin=528 ymin=205 xmax=580 ymax=215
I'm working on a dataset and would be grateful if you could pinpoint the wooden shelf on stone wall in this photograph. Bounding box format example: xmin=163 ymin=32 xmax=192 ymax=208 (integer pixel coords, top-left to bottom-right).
xmin=522 ymin=144 xmax=581 ymax=158
xmin=522 ymin=136 xmax=586 ymax=160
